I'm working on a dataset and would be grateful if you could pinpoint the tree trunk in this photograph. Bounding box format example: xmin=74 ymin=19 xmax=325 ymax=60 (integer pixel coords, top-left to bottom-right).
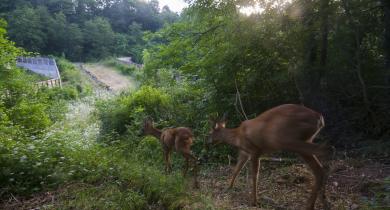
xmin=298 ymin=0 xmax=318 ymax=108
xmin=341 ymin=0 xmax=377 ymax=129
xmin=381 ymin=0 xmax=390 ymax=82
xmin=320 ymin=0 xmax=330 ymax=69
xmin=297 ymin=0 xmax=330 ymax=113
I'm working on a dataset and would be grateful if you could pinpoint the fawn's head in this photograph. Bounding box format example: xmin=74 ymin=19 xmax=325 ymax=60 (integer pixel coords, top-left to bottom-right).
xmin=141 ymin=118 xmax=154 ymax=136
xmin=207 ymin=114 xmax=227 ymax=145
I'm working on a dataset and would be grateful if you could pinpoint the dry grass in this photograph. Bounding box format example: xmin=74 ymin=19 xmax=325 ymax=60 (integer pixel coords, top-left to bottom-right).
xmin=193 ymin=159 xmax=390 ymax=210
xmin=83 ymin=64 xmax=137 ymax=92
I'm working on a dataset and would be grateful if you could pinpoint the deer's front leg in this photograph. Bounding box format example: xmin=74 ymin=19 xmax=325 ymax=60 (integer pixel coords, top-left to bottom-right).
xmin=250 ymin=156 xmax=260 ymax=206
xmin=228 ymin=150 xmax=249 ymax=189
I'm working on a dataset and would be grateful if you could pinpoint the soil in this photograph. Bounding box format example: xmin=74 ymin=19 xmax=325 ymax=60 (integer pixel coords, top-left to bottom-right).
xmin=82 ymin=64 xmax=136 ymax=92
xmin=190 ymin=158 xmax=390 ymax=210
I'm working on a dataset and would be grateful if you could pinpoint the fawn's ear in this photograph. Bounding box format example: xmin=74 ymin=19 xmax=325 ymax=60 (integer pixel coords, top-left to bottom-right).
xmin=221 ymin=112 xmax=228 ymax=123
xmin=144 ymin=117 xmax=152 ymax=126
xmin=215 ymin=122 xmax=225 ymax=129
xmin=209 ymin=117 xmax=217 ymax=130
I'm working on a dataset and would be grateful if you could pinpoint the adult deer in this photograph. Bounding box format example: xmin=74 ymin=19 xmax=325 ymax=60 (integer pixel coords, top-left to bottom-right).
xmin=141 ymin=119 xmax=199 ymax=185
xmin=208 ymin=104 xmax=331 ymax=210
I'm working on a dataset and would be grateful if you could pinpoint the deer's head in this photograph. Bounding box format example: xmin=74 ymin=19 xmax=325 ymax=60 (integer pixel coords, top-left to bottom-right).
xmin=207 ymin=114 xmax=227 ymax=145
xmin=140 ymin=118 xmax=154 ymax=136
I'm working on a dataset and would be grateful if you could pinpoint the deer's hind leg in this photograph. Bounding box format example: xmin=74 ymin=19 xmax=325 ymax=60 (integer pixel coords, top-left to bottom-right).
xmin=163 ymin=148 xmax=172 ymax=173
xmin=250 ymin=155 xmax=260 ymax=206
xmin=300 ymin=154 xmax=329 ymax=210
xmin=175 ymin=137 xmax=199 ymax=187
xmin=183 ymin=151 xmax=199 ymax=188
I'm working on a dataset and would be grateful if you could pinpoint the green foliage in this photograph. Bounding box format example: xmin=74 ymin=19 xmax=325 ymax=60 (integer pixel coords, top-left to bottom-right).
xmin=0 ymin=18 xmax=24 ymax=73
xmin=9 ymin=100 xmax=51 ymax=135
xmin=0 ymin=96 xmax=208 ymax=209
xmin=141 ymin=0 xmax=390 ymax=156
xmin=0 ymin=13 xmax=212 ymax=209
xmin=6 ymin=6 xmax=47 ymax=52
xmin=0 ymin=18 xmax=60 ymax=136
xmin=1 ymin=0 xmax=180 ymax=61
xmin=96 ymin=86 xmax=173 ymax=137
xmin=102 ymin=58 xmax=138 ymax=76
xmin=83 ymin=17 xmax=116 ymax=60
xmin=56 ymin=58 xmax=92 ymax=97
xmin=136 ymin=136 xmax=163 ymax=163
xmin=56 ymin=184 xmax=147 ymax=210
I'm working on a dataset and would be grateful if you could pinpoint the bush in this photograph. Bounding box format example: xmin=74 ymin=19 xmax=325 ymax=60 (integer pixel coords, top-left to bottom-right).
xmin=102 ymin=58 xmax=138 ymax=76
xmin=136 ymin=136 xmax=163 ymax=164
xmin=96 ymin=86 xmax=173 ymax=138
xmin=56 ymin=58 xmax=92 ymax=97
xmin=9 ymin=100 xmax=51 ymax=135
xmin=0 ymin=124 xmax=192 ymax=209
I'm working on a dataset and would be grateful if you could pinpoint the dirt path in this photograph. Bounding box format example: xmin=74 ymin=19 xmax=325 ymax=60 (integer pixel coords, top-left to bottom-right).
xmin=81 ymin=63 xmax=137 ymax=92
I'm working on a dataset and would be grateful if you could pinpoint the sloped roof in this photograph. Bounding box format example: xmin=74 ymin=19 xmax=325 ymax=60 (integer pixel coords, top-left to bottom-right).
xmin=16 ymin=57 xmax=60 ymax=79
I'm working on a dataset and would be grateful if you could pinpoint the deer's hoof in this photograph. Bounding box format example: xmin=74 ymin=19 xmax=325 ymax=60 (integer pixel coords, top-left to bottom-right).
xmin=193 ymin=181 xmax=200 ymax=189
xmin=249 ymin=199 xmax=258 ymax=207
xmin=222 ymin=186 xmax=234 ymax=193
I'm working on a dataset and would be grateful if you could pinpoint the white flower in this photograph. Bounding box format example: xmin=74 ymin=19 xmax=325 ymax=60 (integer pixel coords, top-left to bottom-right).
xmin=20 ymin=155 xmax=27 ymax=162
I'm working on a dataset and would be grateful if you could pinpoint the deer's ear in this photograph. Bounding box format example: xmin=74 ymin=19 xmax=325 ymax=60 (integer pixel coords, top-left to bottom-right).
xmin=209 ymin=117 xmax=216 ymax=127
xmin=221 ymin=112 xmax=228 ymax=122
xmin=214 ymin=122 xmax=225 ymax=129
xmin=144 ymin=117 xmax=152 ymax=126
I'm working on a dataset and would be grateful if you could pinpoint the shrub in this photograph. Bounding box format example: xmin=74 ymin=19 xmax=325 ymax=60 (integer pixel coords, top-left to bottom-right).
xmin=135 ymin=136 xmax=163 ymax=164
xmin=9 ymin=100 xmax=51 ymax=135
xmin=102 ymin=58 xmax=138 ymax=76
xmin=56 ymin=58 xmax=92 ymax=97
xmin=96 ymin=86 xmax=173 ymax=138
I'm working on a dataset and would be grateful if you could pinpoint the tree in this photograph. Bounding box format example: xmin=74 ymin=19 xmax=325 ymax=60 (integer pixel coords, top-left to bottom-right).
xmin=83 ymin=17 xmax=116 ymax=59
xmin=7 ymin=6 xmax=47 ymax=52
xmin=161 ymin=6 xmax=179 ymax=24
xmin=382 ymin=0 xmax=390 ymax=72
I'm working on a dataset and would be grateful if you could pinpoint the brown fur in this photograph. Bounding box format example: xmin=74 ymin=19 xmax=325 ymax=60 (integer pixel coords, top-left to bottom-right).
xmin=208 ymin=104 xmax=330 ymax=210
xmin=142 ymin=119 xmax=199 ymax=187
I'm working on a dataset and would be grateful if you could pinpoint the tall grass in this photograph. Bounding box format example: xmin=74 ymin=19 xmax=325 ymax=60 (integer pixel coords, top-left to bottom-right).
xmin=1 ymin=92 xmax=213 ymax=209
xmin=101 ymin=58 xmax=141 ymax=78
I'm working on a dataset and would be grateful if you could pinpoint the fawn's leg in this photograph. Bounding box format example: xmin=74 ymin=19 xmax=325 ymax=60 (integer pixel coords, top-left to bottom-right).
xmin=229 ymin=150 xmax=249 ymax=189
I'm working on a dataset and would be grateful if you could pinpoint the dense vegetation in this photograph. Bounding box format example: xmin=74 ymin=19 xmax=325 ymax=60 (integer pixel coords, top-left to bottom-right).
xmin=0 ymin=0 xmax=179 ymax=61
xmin=1 ymin=0 xmax=389 ymax=209
xmin=0 ymin=17 xmax=210 ymax=209
xmin=141 ymin=0 xmax=390 ymax=157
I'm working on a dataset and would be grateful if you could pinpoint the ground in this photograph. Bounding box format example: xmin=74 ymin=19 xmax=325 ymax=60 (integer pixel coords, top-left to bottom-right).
xmin=2 ymin=159 xmax=389 ymax=209
xmin=191 ymin=158 xmax=389 ymax=210
xmin=81 ymin=63 xmax=137 ymax=92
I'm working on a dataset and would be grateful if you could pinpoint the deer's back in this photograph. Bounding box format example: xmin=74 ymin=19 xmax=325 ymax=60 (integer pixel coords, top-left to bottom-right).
xmin=240 ymin=104 xmax=323 ymax=151
xmin=161 ymin=127 xmax=193 ymax=149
